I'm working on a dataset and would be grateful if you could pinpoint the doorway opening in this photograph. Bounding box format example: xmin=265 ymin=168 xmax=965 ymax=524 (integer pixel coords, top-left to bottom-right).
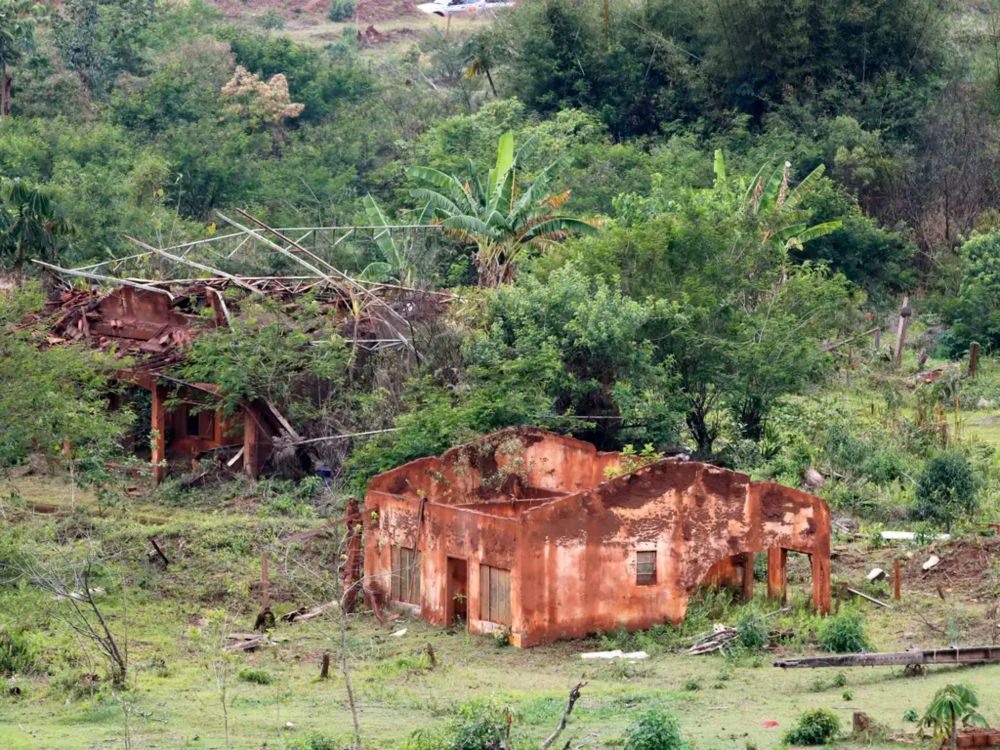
xmin=447 ymin=557 xmax=468 ymax=625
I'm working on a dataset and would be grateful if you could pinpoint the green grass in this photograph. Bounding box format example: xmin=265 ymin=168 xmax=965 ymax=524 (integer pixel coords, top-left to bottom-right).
xmin=2 ymin=477 xmax=999 ymax=749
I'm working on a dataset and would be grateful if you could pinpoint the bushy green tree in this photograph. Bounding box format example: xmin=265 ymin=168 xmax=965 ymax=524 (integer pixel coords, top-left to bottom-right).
xmin=558 ymin=156 xmax=857 ymax=456
xmin=941 ymin=232 xmax=1000 ymax=356
xmin=622 ymin=707 xmax=688 ymax=750
xmin=914 ymin=451 xmax=978 ymax=532
xmin=54 ymin=0 xmax=158 ymax=96
xmin=0 ymin=284 xmax=133 ymax=468
xmin=0 ymin=0 xmax=40 ymax=117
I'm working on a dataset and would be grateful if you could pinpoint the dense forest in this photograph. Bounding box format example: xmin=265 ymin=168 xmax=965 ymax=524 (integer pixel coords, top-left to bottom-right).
xmin=4 ymin=0 xmax=1000 ymax=514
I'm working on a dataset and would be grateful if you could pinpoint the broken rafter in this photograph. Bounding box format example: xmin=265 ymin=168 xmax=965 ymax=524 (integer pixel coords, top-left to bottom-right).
xmin=124 ymin=235 xmax=265 ymax=296
xmin=217 ymin=211 xmax=417 ymax=354
xmin=32 ymin=259 xmax=175 ymax=299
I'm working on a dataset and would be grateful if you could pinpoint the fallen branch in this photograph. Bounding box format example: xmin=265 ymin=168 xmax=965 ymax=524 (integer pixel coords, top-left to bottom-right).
xmin=148 ymin=536 xmax=169 ymax=567
xmin=280 ymin=600 xmax=338 ymax=624
xmin=688 ymin=626 xmax=739 ymax=655
xmin=540 ymin=681 xmax=587 ymax=750
xmin=846 ymin=587 xmax=893 ymax=609
xmin=223 ymin=633 xmax=273 ymax=652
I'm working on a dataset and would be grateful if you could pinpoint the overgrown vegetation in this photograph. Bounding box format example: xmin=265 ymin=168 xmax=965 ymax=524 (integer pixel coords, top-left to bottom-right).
xmin=2 ymin=0 xmax=1000 ymax=746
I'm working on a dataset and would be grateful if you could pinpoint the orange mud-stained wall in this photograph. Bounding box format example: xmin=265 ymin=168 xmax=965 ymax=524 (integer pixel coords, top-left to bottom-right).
xmin=363 ymin=428 xmax=831 ymax=648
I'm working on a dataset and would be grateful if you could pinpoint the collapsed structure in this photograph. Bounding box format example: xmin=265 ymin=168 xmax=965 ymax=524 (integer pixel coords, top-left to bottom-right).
xmin=364 ymin=428 xmax=831 ymax=647
xmin=36 ymin=211 xmax=444 ymax=482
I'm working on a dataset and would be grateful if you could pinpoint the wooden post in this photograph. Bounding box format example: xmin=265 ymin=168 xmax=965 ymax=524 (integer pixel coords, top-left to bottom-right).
xmin=969 ymin=341 xmax=981 ymax=379
xmin=893 ymin=295 xmax=912 ymax=369
xmin=767 ymin=547 xmax=787 ymax=603
xmin=893 ymin=559 xmax=901 ymax=601
xmin=874 ymin=329 xmax=881 ymax=350
xmin=261 ymin=552 xmax=270 ymax=611
xmin=151 ymin=384 xmax=167 ymax=484
xmin=319 ymin=653 xmax=330 ymax=680
xmin=741 ymin=552 xmax=755 ymax=602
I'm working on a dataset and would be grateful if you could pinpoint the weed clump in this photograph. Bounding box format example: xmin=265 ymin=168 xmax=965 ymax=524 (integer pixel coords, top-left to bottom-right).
xmin=238 ymin=667 xmax=274 ymax=685
xmin=0 ymin=630 xmax=38 ymax=675
xmin=287 ymin=732 xmax=337 ymax=750
xmin=784 ymin=708 xmax=841 ymax=745
xmin=622 ymin=707 xmax=688 ymax=750
xmin=818 ymin=609 xmax=870 ymax=653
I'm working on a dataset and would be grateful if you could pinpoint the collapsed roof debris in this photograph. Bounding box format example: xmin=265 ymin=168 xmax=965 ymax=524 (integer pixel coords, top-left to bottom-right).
xmin=33 ymin=210 xmax=450 ymax=482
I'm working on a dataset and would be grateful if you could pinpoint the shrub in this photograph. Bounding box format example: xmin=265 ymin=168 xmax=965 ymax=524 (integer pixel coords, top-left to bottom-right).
xmin=914 ymin=451 xmax=978 ymax=532
xmin=238 ymin=667 xmax=274 ymax=685
xmin=784 ymin=708 xmax=841 ymax=745
xmin=622 ymin=707 xmax=688 ymax=750
xmin=329 ymin=0 xmax=356 ymax=21
xmin=445 ymin=699 xmax=513 ymax=750
xmin=681 ymin=677 xmax=701 ymax=691
xmin=735 ymin=609 xmax=769 ymax=652
xmin=818 ymin=610 xmax=870 ymax=654
xmin=288 ymin=733 xmax=336 ymax=750
xmin=0 ymin=630 xmax=37 ymax=675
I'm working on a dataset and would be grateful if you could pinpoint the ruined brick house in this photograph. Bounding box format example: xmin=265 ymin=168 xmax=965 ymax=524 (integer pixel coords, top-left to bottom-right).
xmin=45 ymin=284 xmax=291 ymax=482
xmin=43 ymin=276 xmax=440 ymax=483
xmin=364 ymin=427 xmax=831 ymax=647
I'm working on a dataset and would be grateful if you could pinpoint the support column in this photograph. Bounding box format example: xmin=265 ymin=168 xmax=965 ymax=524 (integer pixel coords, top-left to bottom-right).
xmin=741 ymin=552 xmax=755 ymax=602
xmin=151 ymin=385 xmax=166 ymax=484
xmin=767 ymin=547 xmax=787 ymax=603
xmin=811 ymin=552 xmax=831 ymax=615
xmin=243 ymin=407 xmax=259 ymax=479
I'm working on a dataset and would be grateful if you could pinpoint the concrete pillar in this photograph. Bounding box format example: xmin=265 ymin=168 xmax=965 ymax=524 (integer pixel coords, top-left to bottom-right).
xmin=811 ymin=552 xmax=831 ymax=615
xmin=767 ymin=547 xmax=787 ymax=603
xmin=741 ymin=552 xmax=755 ymax=601
xmin=151 ymin=385 xmax=166 ymax=484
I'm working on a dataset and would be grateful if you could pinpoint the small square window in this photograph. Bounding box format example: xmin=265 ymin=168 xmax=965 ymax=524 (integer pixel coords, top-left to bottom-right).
xmin=636 ymin=550 xmax=657 ymax=585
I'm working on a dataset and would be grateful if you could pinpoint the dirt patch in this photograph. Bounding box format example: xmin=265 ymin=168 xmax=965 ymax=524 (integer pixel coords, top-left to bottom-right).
xmin=208 ymin=0 xmax=420 ymax=23
xmin=209 ymin=0 xmax=332 ymax=18
xmin=903 ymin=535 xmax=1000 ymax=598
xmin=357 ymin=0 xmax=420 ymax=22
xmin=357 ymin=24 xmax=418 ymax=47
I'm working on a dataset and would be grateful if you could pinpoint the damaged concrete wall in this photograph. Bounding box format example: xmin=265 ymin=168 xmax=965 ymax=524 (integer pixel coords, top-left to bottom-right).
xmin=363 ymin=428 xmax=831 ymax=648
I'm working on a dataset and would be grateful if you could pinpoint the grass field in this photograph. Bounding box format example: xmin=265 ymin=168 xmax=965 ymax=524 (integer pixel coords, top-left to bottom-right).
xmin=1 ymin=477 xmax=998 ymax=750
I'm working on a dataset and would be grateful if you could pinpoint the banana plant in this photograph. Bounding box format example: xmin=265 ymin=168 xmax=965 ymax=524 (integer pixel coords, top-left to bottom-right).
xmin=919 ymin=684 xmax=988 ymax=750
xmin=715 ymin=149 xmax=842 ymax=252
xmin=360 ymin=194 xmax=419 ymax=287
xmin=406 ymin=132 xmax=597 ymax=287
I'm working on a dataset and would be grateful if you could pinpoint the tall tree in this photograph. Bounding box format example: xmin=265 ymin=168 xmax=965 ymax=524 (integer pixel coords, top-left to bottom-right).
xmin=407 ymin=132 xmax=596 ymax=286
